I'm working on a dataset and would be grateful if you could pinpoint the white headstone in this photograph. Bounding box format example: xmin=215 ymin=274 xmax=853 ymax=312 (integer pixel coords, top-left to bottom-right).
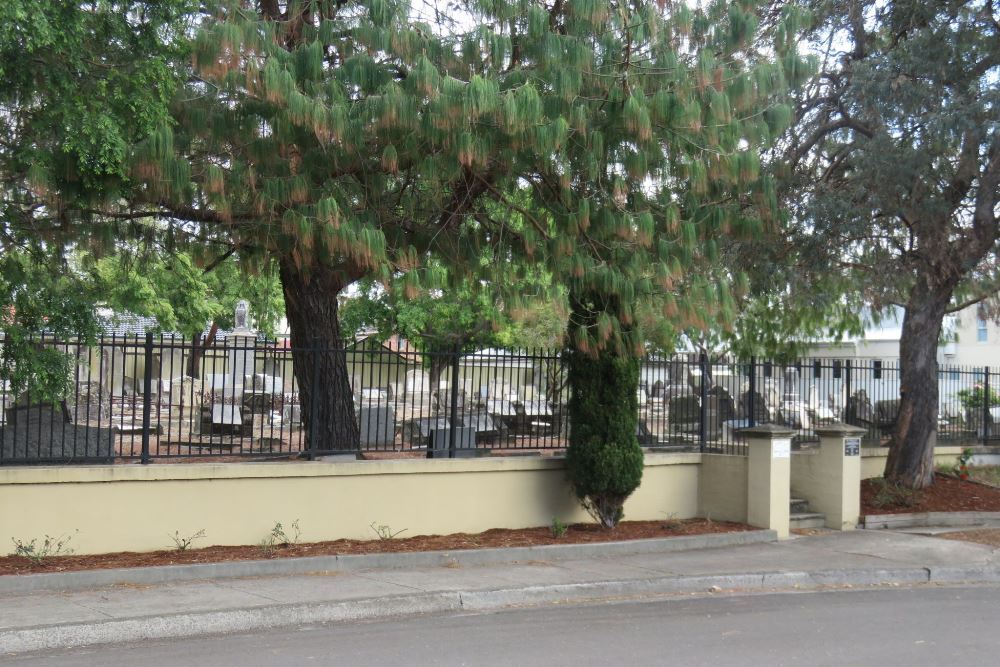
xmin=404 ymin=370 xmax=430 ymax=397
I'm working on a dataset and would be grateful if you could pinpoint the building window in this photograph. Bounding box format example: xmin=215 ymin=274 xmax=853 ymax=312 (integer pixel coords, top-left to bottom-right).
xmin=978 ymin=318 xmax=988 ymax=342
xmin=813 ymin=360 xmax=822 ymax=378
xmin=873 ymin=360 xmax=882 ymax=380
xmin=763 ymin=361 xmax=773 ymax=378
xmin=833 ymin=360 xmax=842 ymax=379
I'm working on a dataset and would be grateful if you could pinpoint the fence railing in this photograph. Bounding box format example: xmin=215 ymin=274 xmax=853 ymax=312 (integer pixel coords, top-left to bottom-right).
xmin=0 ymin=334 xmax=995 ymax=464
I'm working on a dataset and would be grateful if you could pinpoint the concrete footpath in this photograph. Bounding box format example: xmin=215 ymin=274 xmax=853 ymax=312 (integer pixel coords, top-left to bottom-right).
xmin=3 ymin=529 xmax=1000 ymax=656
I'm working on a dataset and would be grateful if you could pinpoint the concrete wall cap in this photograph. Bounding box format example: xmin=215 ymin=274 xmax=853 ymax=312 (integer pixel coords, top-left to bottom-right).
xmin=737 ymin=423 xmax=796 ymax=438
xmin=814 ymin=422 xmax=868 ymax=437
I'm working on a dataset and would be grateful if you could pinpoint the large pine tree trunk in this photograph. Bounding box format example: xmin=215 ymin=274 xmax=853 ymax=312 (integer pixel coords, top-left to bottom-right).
xmin=278 ymin=258 xmax=360 ymax=453
xmin=885 ymin=284 xmax=953 ymax=488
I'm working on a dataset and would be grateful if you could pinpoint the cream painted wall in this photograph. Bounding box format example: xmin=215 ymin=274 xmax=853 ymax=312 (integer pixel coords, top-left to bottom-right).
xmin=697 ymin=454 xmax=748 ymax=524
xmin=0 ymin=454 xmax=701 ymax=555
xmin=860 ymin=447 xmax=964 ymax=479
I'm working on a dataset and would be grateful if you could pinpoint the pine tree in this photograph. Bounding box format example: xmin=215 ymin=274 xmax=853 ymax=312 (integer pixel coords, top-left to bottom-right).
xmin=5 ymin=1 xmax=805 ymax=462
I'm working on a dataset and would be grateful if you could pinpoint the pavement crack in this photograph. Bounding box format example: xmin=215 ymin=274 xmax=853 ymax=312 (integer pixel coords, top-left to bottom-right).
xmin=352 ymin=573 xmax=426 ymax=592
xmin=64 ymin=599 xmax=116 ymax=620
xmin=211 ymin=582 xmax=283 ymax=603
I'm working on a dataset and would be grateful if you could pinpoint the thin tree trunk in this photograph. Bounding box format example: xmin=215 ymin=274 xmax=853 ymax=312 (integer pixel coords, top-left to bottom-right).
xmin=279 ymin=258 xmax=360 ymax=453
xmin=885 ymin=284 xmax=953 ymax=488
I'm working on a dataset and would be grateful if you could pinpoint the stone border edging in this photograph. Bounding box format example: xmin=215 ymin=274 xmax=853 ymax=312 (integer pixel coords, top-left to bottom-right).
xmin=862 ymin=511 xmax=1000 ymax=529
xmin=4 ymin=563 xmax=1000 ymax=655
xmin=0 ymin=529 xmax=777 ymax=595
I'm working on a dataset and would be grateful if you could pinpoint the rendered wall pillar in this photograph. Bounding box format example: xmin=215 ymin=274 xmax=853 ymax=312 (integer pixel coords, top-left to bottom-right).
xmin=741 ymin=424 xmax=794 ymax=538
xmin=812 ymin=423 xmax=866 ymax=530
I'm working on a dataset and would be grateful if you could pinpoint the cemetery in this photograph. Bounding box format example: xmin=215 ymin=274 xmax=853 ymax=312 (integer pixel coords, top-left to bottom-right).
xmin=0 ymin=308 xmax=992 ymax=465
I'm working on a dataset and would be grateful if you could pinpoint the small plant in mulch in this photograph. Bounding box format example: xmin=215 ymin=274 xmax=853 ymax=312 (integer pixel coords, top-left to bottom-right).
xmin=257 ymin=520 xmax=301 ymax=556
xmin=869 ymin=478 xmax=924 ymax=509
xmin=9 ymin=533 xmax=76 ymax=566
xmin=550 ymin=517 xmax=568 ymax=538
xmin=168 ymin=529 xmax=206 ymax=552
xmin=369 ymin=522 xmax=407 ymax=540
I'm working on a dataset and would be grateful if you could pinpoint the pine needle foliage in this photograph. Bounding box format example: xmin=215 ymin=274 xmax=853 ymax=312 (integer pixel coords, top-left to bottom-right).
xmin=3 ymin=1 xmax=807 ymax=454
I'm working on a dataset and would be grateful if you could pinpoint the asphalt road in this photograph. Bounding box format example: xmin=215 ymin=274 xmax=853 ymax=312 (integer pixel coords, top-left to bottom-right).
xmin=7 ymin=585 xmax=1000 ymax=666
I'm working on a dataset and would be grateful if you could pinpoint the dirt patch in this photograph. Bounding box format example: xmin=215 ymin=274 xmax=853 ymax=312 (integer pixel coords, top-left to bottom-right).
xmin=936 ymin=528 xmax=1000 ymax=549
xmin=0 ymin=518 xmax=751 ymax=577
xmin=861 ymin=475 xmax=1000 ymax=514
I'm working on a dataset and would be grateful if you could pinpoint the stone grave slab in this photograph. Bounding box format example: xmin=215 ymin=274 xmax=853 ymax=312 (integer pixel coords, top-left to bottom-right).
xmin=359 ymin=406 xmax=395 ymax=447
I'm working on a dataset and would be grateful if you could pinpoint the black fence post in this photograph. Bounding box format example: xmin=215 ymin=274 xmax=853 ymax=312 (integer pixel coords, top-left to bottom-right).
xmin=845 ymin=359 xmax=852 ymax=421
xmin=140 ymin=332 xmax=154 ymax=464
xmin=448 ymin=347 xmax=461 ymax=458
xmin=984 ymin=366 xmax=990 ymax=445
xmin=699 ymin=352 xmax=708 ymax=452
xmin=308 ymin=342 xmax=320 ymax=460
xmin=748 ymin=356 xmax=757 ymax=428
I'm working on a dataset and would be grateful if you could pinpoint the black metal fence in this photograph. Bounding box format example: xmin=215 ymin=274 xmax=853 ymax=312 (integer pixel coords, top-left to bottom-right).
xmin=0 ymin=334 xmax=995 ymax=464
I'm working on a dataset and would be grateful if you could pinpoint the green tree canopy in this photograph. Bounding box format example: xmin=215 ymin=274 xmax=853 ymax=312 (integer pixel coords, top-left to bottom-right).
xmin=783 ymin=0 xmax=1000 ymax=488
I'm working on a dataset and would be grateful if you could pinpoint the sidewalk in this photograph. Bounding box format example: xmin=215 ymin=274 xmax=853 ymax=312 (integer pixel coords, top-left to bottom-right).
xmin=3 ymin=529 xmax=1000 ymax=655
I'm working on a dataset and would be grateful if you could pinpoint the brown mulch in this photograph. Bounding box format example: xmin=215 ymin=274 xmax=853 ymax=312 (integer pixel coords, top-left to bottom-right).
xmin=0 ymin=518 xmax=751 ymax=577
xmin=861 ymin=475 xmax=1000 ymax=515
xmin=936 ymin=529 xmax=1000 ymax=549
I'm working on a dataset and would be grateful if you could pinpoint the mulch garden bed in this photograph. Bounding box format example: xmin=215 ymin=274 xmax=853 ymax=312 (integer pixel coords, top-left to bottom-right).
xmin=0 ymin=518 xmax=752 ymax=577
xmin=861 ymin=475 xmax=1000 ymax=514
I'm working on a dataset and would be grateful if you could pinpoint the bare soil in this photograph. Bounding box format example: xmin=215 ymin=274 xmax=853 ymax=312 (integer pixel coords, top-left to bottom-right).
xmin=0 ymin=518 xmax=751 ymax=577
xmin=861 ymin=475 xmax=1000 ymax=514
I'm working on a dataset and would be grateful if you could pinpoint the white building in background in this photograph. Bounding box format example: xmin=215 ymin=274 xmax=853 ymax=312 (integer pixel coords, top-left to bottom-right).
xmin=803 ymin=304 xmax=1000 ymax=370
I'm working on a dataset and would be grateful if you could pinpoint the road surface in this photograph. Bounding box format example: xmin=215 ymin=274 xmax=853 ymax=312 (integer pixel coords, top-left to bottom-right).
xmin=6 ymin=585 xmax=998 ymax=666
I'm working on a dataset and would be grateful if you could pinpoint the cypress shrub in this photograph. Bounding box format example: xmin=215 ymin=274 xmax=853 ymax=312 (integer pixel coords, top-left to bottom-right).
xmin=564 ymin=346 xmax=644 ymax=528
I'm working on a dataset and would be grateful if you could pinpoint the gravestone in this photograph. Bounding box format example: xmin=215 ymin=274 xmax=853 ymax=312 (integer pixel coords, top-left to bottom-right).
xmin=782 ymin=367 xmax=802 ymax=401
xmin=404 ymin=369 xmax=430 ymax=396
xmin=358 ymin=406 xmax=395 ymax=447
xmin=668 ymin=394 xmax=700 ymax=431
xmin=703 ymin=394 xmax=722 ymax=439
xmin=427 ymin=426 xmax=477 ymax=458
xmin=247 ymin=373 xmax=283 ymax=395
xmin=202 ymin=403 xmax=243 ymax=435
xmin=459 ymin=411 xmax=505 ymax=443
xmin=708 ymin=386 xmax=736 ymax=422
xmin=740 ymin=390 xmax=770 ymax=423
xmin=282 ymin=403 xmax=302 ymax=425
xmin=845 ymin=390 xmax=874 ymax=428
xmin=651 ymin=380 xmax=664 ymax=398
xmin=401 ymin=417 xmax=450 ymax=447
xmin=875 ymin=399 xmax=900 ymax=435
xmin=435 ymin=386 xmax=466 ymax=413
xmin=67 ymin=381 xmax=111 ymax=422
xmin=1 ymin=404 xmax=114 ymax=462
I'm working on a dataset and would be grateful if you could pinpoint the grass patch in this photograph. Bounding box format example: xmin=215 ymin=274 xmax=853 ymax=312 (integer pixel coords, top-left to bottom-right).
xmin=868 ymin=478 xmax=924 ymax=509
xmin=969 ymin=466 xmax=1000 ymax=487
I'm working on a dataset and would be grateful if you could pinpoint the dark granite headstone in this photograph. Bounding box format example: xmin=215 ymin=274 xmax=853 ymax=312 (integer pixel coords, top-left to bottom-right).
xmin=845 ymin=390 xmax=874 ymax=428
xmin=668 ymin=394 xmax=700 ymax=425
xmin=741 ymin=390 xmax=770 ymax=423
xmin=427 ymin=426 xmax=477 ymax=458
xmin=875 ymin=399 xmax=900 ymax=435
xmin=0 ymin=404 xmax=114 ymax=463
xmin=401 ymin=417 xmax=450 ymax=447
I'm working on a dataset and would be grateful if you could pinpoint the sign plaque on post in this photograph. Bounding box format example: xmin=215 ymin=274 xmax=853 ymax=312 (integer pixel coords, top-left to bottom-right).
xmin=773 ymin=438 xmax=791 ymax=459
xmin=844 ymin=437 xmax=861 ymax=457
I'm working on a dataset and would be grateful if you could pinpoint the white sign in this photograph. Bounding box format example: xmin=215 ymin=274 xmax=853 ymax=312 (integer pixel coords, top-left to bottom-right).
xmin=773 ymin=438 xmax=791 ymax=459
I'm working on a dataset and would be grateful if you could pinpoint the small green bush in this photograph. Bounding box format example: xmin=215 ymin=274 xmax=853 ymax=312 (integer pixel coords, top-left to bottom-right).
xmin=564 ymin=348 xmax=643 ymax=529
xmin=550 ymin=517 xmax=568 ymax=538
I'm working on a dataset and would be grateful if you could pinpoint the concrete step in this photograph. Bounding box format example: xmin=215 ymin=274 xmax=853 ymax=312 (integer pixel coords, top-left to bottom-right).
xmin=790 ymin=498 xmax=810 ymax=514
xmin=790 ymin=512 xmax=827 ymax=529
